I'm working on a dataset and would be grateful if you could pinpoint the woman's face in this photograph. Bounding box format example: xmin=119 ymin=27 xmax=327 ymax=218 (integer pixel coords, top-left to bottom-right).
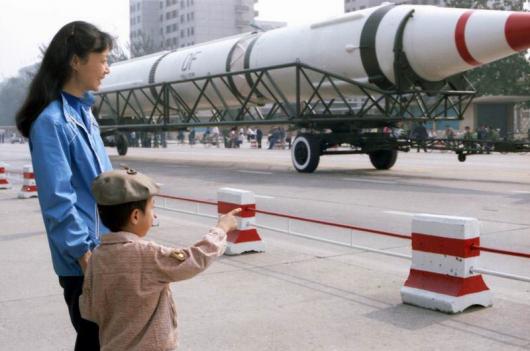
xmin=74 ymin=49 xmax=110 ymax=92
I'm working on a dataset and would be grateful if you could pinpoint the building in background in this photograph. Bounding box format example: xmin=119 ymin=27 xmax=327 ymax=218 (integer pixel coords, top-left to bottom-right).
xmin=129 ymin=0 xmax=258 ymax=56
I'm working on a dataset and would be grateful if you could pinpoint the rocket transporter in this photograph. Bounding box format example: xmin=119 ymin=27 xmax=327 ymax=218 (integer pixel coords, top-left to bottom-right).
xmin=96 ymin=3 xmax=530 ymax=172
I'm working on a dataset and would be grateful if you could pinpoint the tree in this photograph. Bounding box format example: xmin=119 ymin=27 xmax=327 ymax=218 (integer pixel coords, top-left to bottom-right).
xmin=129 ymin=32 xmax=160 ymax=58
xmin=444 ymin=0 xmax=530 ymax=96
xmin=0 ymin=65 xmax=37 ymax=126
xmin=109 ymin=41 xmax=130 ymax=65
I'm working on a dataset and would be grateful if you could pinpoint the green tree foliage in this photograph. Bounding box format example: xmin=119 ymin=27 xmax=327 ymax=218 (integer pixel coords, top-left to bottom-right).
xmin=129 ymin=32 xmax=159 ymax=58
xmin=444 ymin=0 xmax=530 ymax=96
xmin=0 ymin=65 xmax=37 ymax=126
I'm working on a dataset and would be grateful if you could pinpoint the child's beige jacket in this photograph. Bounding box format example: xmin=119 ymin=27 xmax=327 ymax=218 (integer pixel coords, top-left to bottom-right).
xmin=79 ymin=228 xmax=226 ymax=351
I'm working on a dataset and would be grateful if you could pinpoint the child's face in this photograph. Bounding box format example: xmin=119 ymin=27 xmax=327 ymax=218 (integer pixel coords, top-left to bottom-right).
xmin=135 ymin=197 xmax=156 ymax=237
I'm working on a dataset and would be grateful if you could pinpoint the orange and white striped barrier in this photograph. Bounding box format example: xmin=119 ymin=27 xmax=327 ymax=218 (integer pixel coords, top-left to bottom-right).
xmin=401 ymin=214 xmax=492 ymax=313
xmin=18 ymin=165 xmax=38 ymax=199
xmin=0 ymin=162 xmax=11 ymax=189
xmin=217 ymin=188 xmax=265 ymax=255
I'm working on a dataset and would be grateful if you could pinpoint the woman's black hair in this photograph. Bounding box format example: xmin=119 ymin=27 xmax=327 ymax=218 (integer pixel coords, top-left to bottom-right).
xmin=97 ymin=199 xmax=148 ymax=233
xmin=16 ymin=21 xmax=113 ymax=138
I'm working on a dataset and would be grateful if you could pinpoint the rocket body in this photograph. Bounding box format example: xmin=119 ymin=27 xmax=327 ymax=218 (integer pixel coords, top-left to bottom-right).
xmin=99 ymin=4 xmax=530 ymax=116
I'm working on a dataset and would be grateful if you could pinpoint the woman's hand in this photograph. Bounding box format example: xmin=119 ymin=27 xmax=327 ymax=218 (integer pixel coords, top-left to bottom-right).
xmin=216 ymin=208 xmax=242 ymax=233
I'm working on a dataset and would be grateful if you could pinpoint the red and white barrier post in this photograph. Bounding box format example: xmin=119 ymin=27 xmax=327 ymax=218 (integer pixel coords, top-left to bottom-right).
xmin=401 ymin=214 xmax=492 ymax=313
xmin=18 ymin=165 xmax=38 ymax=199
xmin=0 ymin=162 xmax=11 ymax=189
xmin=217 ymin=187 xmax=265 ymax=255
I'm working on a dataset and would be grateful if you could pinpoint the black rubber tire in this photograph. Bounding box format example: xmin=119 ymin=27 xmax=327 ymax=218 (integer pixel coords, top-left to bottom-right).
xmin=368 ymin=150 xmax=398 ymax=170
xmin=291 ymin=134 xmax=321 ymax=173
xmin=458 ymin=153 xmax=466 ymax=162
xmin=116 ymin=133 xmax=129 ymax=156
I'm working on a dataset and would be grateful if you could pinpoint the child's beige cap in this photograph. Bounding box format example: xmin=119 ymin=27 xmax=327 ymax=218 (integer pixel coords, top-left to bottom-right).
xmin=92 ymin=169 xmax=159 ymax=205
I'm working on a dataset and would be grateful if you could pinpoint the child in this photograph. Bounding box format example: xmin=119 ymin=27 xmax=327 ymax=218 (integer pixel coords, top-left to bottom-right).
xmin=79 ymin=169 xmax=240 ymax=350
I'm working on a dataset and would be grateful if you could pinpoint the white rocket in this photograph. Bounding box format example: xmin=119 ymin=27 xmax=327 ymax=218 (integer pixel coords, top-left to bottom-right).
xmin=101 ymin=3 xmax=530 ymax=110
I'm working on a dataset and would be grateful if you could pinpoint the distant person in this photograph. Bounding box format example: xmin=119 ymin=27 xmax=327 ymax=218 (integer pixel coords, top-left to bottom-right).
xmin=211 ymin=126 xmax=220 ymax=147
xmin=80 ymin=169 xmax=240 ymax=351
xmin=177 ymin=130 xmax=185 ymax=144
xmin=285 ymin=131 xmax=293 ymax=149
xmin=0 ymin=129 xmax=5 ymax=143
xmin=268 ymin=127 xmax=280 ymax=150
xmin=15 ymin=21 xmax=113 ymax=350
xmin=256 ymin=128 xmax=263 ymax=149
xmin=189 ymin=128 xmax=196 ymax=145
xmin=444 ymin=126 xmax=455 ymax=140
xmin=463 ymin=125 xmax=474 ymax=151
xmin=411 ymin=122 xmax=428 ymax=152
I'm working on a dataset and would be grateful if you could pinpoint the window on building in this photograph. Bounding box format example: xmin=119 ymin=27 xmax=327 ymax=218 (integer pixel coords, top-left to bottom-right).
xmin=180 ymin=29 xmax=184 ymax=38
xmin=166 ymin=39 xmax=171 ymax=46
xmin=172 ymin=37 xmax=177 ymax=45
xmin=173 ymin=10 xmax=177 ymax=17
xmin=136 ymin=3 xmax=140 ymax=10
xmin=172 ymin=23 xmax=177 ymax=31
xmin=137 ymin=15 xmax=140 ymax=23
xmin=166 ymin=12 xmax=170 ymax=19
xmin=166 ymin=25 xmax=171 ymax=33
xmin=160 ymin=1 xmax=163 ymax=8
xmin=181 ymin=14 xmax=185 ymax=22
xmin=190 ymin=27 xmax=194 ymax=35
xmin=180 ymin=0 xmax=184 ymax=9
xmin=190 ymin=12 xmax=194 ymax=20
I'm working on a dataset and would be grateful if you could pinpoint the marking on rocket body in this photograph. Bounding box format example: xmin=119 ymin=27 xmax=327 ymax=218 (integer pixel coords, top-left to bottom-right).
xmin=180 ymin=51 xmax=202 ymax=79
xmin=455 ymin=11 xmax=481 ymax=66
xmin=505 ymin=13 xmax=530 ymax=52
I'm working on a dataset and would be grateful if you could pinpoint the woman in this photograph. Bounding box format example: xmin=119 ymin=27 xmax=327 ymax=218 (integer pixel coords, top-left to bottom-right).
xmin=16 ymin=21 xmax=113 ymax=350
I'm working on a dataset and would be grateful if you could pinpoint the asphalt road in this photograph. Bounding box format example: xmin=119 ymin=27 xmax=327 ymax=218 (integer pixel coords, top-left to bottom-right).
xmin=1 ymin=142 xmax=530 ymax=350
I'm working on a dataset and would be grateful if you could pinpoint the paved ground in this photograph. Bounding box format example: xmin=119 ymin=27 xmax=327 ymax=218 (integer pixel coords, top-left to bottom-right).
xmin=1 ymin=143 xmax=530 ymax=350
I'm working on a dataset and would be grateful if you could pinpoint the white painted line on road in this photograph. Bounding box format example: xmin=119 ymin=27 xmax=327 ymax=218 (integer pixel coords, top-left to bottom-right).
xmin=342 ymin=177 xmax=397 ymax=185
xmin=255 ymin=194 xmax=275 ymax=199
xmin=384 ymin=210 xmax=416 ymax=217
xmin=237 ymin=170 xmax=273 ymax=175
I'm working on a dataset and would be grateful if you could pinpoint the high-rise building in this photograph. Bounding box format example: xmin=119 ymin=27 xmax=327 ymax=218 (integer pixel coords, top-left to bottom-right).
xmin=129 ymin=0 xmax=258 ymax=57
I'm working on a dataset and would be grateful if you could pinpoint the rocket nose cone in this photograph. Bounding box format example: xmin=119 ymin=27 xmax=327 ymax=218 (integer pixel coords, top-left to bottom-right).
xmin=505 ymin=13 xmax=530 ymax=52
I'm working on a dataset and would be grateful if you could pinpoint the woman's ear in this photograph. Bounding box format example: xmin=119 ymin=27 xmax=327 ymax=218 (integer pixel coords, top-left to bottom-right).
xmin=70 ymin=55 xmax=81 ymax=72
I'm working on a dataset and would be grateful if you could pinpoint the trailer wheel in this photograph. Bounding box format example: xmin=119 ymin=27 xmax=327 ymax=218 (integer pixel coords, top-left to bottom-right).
xmin=291 ymin=134 xmax=321 ymax=173
xmin=368 ymin=150 xmax=397 ymax=170
xmin=116 ymin=133 xmax=129 ymax=156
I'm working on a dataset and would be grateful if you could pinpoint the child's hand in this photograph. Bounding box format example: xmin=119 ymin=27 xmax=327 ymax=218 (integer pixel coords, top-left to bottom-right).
xmin=216 ymin=208 xmax=242 ymax=233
